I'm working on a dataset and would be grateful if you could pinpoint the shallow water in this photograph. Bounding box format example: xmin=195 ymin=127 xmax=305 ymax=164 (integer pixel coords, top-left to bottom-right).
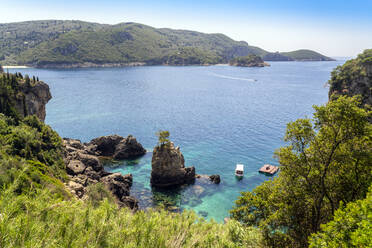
xmin=9 ymin=61 xmax=345 ymax=222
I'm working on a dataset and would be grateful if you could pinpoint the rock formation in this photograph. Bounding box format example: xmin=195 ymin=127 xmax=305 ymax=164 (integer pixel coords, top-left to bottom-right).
xmin=63 ymin=137 xmax=144 ymax=210
xmin=151 ymin=142 xmax=195 ymax=187
xmin=13 ymin=80 xmax=51 ymax=121
xmin=88 ymin=134 xmax=146 ymax=159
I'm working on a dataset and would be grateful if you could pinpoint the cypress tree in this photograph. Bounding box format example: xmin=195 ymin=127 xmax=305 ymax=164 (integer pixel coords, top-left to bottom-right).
xmin=25 ymin=74 xmax=31 ymax=87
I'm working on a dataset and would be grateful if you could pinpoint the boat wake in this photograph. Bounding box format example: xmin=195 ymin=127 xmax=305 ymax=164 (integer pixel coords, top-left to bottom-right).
xmin=209 ymin=72 xmax=257 ymax=82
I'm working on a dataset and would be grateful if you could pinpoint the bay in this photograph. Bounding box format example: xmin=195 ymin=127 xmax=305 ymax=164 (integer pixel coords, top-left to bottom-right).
xmin=9 ymin=60 xmax=345 ymax=221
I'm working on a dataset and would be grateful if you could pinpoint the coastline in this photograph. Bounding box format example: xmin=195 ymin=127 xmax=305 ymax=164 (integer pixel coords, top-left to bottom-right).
xmin=2 ymin=59 xmax=335 ymax=70
xmin=3 ymin=65 xmax=30 ymax=69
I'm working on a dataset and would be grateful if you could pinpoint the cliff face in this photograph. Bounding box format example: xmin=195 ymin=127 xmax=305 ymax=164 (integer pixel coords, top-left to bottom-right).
xmin=0 ymin=73 xmax=51 ymax=121
xmin=328 ymin=49 xmax=372 ymax=108
xmin=151 ymin=142 xmax=195 ymax=187
xmin=16 ymin=81 xmax=52 ymax=121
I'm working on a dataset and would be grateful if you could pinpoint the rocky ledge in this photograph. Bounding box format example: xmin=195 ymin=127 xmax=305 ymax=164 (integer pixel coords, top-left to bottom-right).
xmin=63 ymin=134 xmax=146 ymax=210
xmin=151 ymin=142 xmax=220 ymax=187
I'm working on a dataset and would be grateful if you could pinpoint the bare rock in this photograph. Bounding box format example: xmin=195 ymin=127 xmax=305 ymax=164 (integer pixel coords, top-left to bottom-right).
xmin=76 ymin=152 xmax=103 ymax=172
xmin=151 ymin=142 xmax=196 ymax=187
xmin=100 ymin=173 xmax=132 ymax=199
xmin=89 ymin=135 xmax=124 ymax=156
xmin=209 ymin=174 xmax=221 ymax=184
xmin=113 ymin=135 xmax=146 ymax=159
xmin=66 ymin=160 xmax=86 ymax=175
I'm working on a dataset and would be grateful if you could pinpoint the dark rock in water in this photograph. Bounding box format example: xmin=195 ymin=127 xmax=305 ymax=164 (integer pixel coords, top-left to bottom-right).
xmin=151 ymin=142 xmax=196 ymax=187
xmin=88 ymin=134 xmax=146 ymax=159
xmin=209 ymin=174 xmax=221 ymax=184
xmin=89 ymin=135 xmax=124 ymax=156
xmin=113 ymin=135 xmax=147 ymax=159
xmin=198 ymin=211 xmax=208 ymax=218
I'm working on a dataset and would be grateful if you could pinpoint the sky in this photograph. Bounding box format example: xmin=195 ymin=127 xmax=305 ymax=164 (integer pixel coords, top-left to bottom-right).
xmin=1 ymin=0 xmax=371 ymax=57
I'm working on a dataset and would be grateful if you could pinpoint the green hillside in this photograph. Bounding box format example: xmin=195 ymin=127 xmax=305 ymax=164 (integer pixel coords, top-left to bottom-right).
xmin=0 ymin=20 xmax=333 ymax=67
xmin=280 ymin=49 xmax=334 ymax=61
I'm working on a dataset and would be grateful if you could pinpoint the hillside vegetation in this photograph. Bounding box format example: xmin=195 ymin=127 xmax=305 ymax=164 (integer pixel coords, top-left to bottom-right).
xmin=0 ymin=20 xmax=332 ymax=67
xmin=328 ymin=49 xmax=372 ymax=107
xmin=280 ymin=49 xmax=334 ymax=61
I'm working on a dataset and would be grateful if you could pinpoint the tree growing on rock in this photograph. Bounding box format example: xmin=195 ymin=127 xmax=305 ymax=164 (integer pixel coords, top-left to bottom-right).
xmin=156 ymin=130 xmax=170 ymax=146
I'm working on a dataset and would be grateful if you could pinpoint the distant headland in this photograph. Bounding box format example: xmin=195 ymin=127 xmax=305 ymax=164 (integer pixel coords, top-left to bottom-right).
xmin=0 ymin=20 xmax=334 ymax=68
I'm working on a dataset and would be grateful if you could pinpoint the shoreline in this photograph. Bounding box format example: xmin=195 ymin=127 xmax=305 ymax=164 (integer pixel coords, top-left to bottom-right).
xmin=2 ymin=60 xmax=336 ymax=69
xmin=3 ymin=65 xmax=30 ymax=69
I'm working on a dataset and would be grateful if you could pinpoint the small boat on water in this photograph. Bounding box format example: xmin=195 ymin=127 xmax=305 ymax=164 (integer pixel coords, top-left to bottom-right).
xmin=259 ymin=164 xmax=279 ymax=175
xmin=235 ymin=164 xmax=244 ymax=178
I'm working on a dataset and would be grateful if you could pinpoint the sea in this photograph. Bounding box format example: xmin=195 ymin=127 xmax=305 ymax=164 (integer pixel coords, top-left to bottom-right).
xmin=9 ymin=60 xmax=346 ymax=222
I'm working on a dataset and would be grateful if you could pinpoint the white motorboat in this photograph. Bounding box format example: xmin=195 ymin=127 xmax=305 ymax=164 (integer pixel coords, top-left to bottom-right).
xmin=235 ymin=164 xmax=244 ymax=178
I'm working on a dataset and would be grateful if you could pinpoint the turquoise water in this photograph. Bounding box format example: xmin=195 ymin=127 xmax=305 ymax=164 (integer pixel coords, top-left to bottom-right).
xmin=9 ymin=61 xmax=345 ymax=222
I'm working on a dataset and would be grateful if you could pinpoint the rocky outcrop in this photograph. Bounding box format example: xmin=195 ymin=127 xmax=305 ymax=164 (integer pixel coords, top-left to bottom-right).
xmin=63 ymin=138 xmax=140 ymax=210
xmin=209 ymin=175 xmax=221 ymax=184
xmin=13 ymin=80 xmax=51 ymax=121
xmin=151 ymin=142 xmax=195 ymax=187
xmin=88 ymin=134 xmax=146 ymax=159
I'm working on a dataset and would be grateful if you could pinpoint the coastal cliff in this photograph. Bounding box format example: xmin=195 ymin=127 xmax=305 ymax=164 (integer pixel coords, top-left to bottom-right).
xmin=328 ymin=49 xmax=372 ymax=108
xmin=0 ymin=72 xmax=51 ymax=121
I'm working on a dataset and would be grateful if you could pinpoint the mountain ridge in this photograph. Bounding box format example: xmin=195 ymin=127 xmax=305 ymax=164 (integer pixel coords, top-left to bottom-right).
xmin=0 ymin=20 xmax=334 ymax=67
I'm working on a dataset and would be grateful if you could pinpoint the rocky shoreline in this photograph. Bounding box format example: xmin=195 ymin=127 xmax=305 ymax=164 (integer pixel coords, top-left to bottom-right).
xmin=63 ymin=135 xmax=146 ymax=210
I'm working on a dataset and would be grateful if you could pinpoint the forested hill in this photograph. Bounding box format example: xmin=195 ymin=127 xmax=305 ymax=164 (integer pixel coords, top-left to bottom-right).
xmin=0 ymin=20 xmax=333 ymax=67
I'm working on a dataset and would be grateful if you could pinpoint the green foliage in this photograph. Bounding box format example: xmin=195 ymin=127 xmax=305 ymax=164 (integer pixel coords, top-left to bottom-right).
xmin=309 ymin=186 xmax=372 ymax=248
xmin=0 ymin=188 xmax=264 ymax=248
xmin=85 ymin=182 xmax=115 ymax=207
xmin=229 ymin=55 xmax=265 ymax=66
xmin=280 ymin=49 xmax=334 ymax=61
xmin=328 ymin=49 xmax=372 ymax=107
xmin=231 ymin=96 xmax=372 ymax=247
xmin=156 ymin=130 xmax=170 ymax=146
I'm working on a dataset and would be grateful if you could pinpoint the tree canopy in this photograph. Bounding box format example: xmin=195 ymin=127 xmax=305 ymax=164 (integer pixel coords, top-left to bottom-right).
xmin=230 ymin=96 xmax=372 ymax=247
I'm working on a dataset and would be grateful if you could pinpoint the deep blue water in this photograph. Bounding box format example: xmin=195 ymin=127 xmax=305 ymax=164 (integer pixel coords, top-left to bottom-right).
xmin=9 ymin=61 xmax=345 ymax=222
